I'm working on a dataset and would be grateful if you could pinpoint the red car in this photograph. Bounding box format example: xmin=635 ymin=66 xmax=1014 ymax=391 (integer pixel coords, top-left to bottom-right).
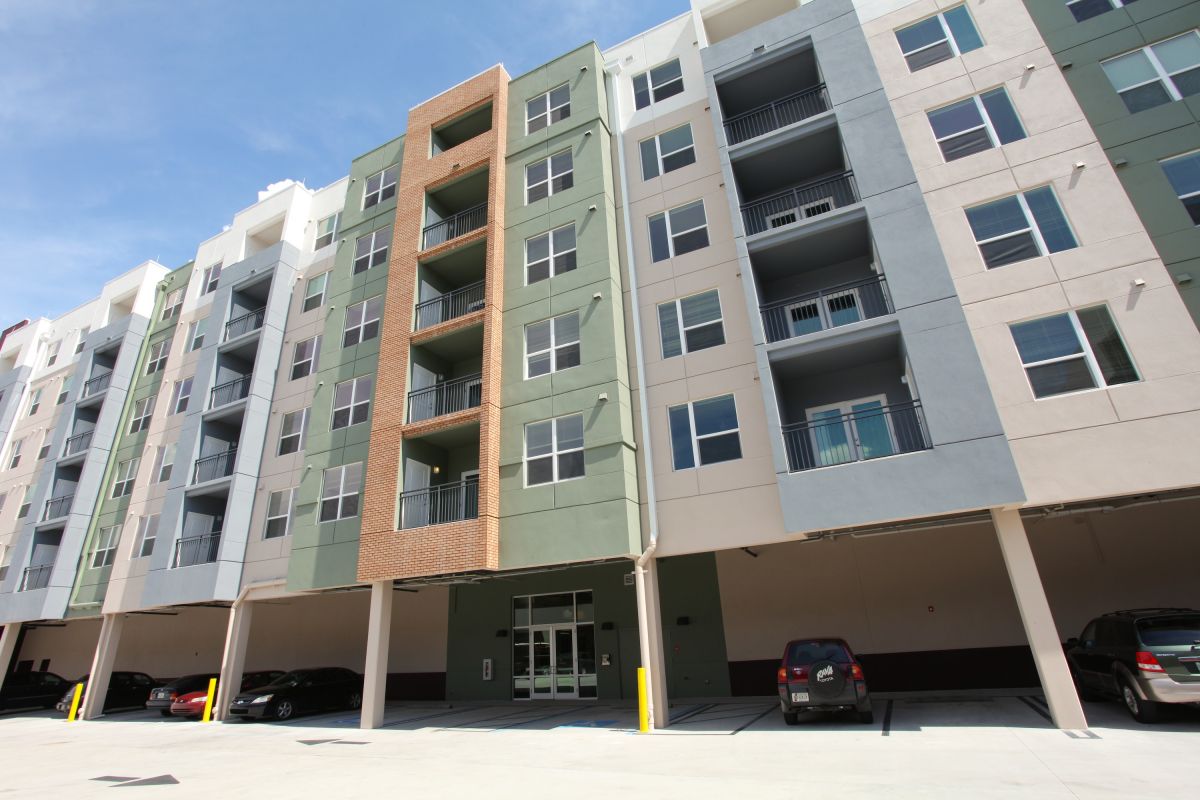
xmin=169 ymin=671 xmax=284 ymax=718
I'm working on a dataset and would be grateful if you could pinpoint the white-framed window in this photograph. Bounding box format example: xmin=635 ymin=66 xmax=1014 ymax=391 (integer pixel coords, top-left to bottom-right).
xmin=290 ymin=335 xmax=321 ymax=380
xmin=343 ymin=296 xmax=383 ymax=347
xmin=1009 ymin=306 xmax=1139 ymax=399
xmin=526 ymin=150 xmax=573 ymax=203
xmin=525 ymin=224 xmax=577 ymax=284
xmin=170 ymin=377 xmax=193 ymax=414
xmin=639 ymin=124 xmax=696 ymax=180
xmin=45 ymin=340 xmax=61 ymax=367
xmin=526 ymin=83 xmax=571 ymax=133
xmin=128 ymin=394 xmax=156 ymax=434
xmin=0 ymin=491 xmax=6 ymax=514
xmin=303 ymin=272 xmax=328 ymax=313
xmin=161 ymin=288 xmax=184 ymax=320
xmin=131 ymin=514 xmax=158 ymax=559
xmin=524 ymin=413 xmax=584 ymax=486
xmin=966 ymin=186 xmax=1078 ymax=268
xmin=111 ymin=456 xmax=140 ymax=498
xmin=264 ymin=488 xmax=294 ymax=539
xmin=1161 ymin=150 xmax=1200 ymax=225
xmin=187 ymin=319 xmax=206 ymax=351
xmin=319 ymin=462 xmax=362 ymax=522
xmin=7 ymin=437 xmax=24 ymax=469
xmin=56 ymin=388 xmax=68 ymax=405
xmin=668 ymin=394 xmax=742 ymax=470
xmin=315 ymin=214 xmax=339 ymax=249
xmin=145 ymin=338 xmax=171 ymax=374
xmin=37 ymin=440 xmax=50 ymax=461
xmin=895 ymin=5 xmax=984 ymax=72
xmin=26 ymin=387 xmax=42 ymax=417
xmin=927 ymin=87 xmax=1026 ymax=161
xmin=75 ymin=327 xmax=89 ymax=354
xmin=525 ymin=311 xmax=581 ymax=378
xmin=331 ymin=376 xmax=373 ymax=430
xmin=353 ymin=226 xmax=391 ymax=274
xmin=152 ymin=443 xmax=176 ymax=483
xmin=649 ymin=200 xmax=709 ymax=262
xmin=1067 ymin=0 xmax=1137 ymax=23
xmin=201 ymin=262 xmax=223 ymax=295
xmin=17 ymin=485 xmax=32 ymax=518
xmin=632 ymin=58 xmax=684 ymax=109
xmin=1102 ymin=31 xmax=1200 ymax=113
xmin=91 ymin=524 xmax=121 ymax=569
xmin=363 ymin=166 xmax=398 ymax=209
xmin=658 ymin=290 xmax=724 ymax=358
xmin=278 ymin=408 xmax=308 ymax=455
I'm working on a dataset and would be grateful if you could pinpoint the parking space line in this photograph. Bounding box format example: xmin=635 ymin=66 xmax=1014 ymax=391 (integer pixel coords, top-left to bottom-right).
xmin=380 ymin=707 xmax=480 ymax=729
xmin=881 ymin=699 xmax=894 ymax=737
xmin=1017 ymin=696 xmax=1052 ymax=723
xmin=439 ymin=706 xmax=560 ymax=730
xmin=490 ymin=707 xmax=582 ymax=731
xmin=730 ymin=705 xmax=776 ymax=734
xmin=668 ymin=703 xmax=715 ymax=724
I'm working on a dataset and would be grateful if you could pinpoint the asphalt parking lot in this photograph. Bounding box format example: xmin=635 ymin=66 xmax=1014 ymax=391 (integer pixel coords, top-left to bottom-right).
xmin=2 ymin=694 xmax=1197 ymax=797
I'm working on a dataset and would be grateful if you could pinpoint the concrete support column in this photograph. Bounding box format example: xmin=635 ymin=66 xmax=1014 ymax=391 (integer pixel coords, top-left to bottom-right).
xmin=0 ymin=624 xmax=21 ymax=697
xmin=215 ymin=601 xmax=253 ymax=722
xmin=81 ymin=613 xmax=124 ymax=720
xmin=992 ymin=508 xmax=1088 ymax=730
xmin=644 ymin=558 xmax=669 ymax=730
xmin=361 ymin=580 xmax=393 ymax=729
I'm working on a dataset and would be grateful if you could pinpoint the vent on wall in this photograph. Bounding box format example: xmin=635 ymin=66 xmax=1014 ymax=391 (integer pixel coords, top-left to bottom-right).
xmin=623 ymin=573 xmax=635 ymax=587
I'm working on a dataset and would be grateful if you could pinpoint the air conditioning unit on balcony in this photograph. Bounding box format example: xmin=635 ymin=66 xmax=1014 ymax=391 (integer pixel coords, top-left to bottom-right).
xmin=800 ymin=196 xmax=834 ymax=218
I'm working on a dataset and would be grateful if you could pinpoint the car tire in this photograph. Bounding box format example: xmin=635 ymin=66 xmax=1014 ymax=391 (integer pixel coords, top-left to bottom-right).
xmin=782 ymin=710 xmax=799 ymax=726
xmin=274 ymin=700 xmax=296 ymax=721
xmin=347 ymin=692 xmax=362 ymax=711
xmin=1120 ymin=678 xmax=1164 ymax=723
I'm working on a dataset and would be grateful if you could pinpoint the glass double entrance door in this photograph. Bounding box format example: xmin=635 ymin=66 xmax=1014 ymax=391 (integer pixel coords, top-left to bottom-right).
xmin=512 ymin=590 xmax=597 ymax=700
xmin=529 ymin=625 xmax=579 ymax=699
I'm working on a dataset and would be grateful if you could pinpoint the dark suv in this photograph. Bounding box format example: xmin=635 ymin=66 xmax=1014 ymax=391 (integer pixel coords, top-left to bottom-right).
xmin=1065 ymin=608 xmax=1200 ymax=723
xmin=777 ymin=638 xmax=872 ymax=725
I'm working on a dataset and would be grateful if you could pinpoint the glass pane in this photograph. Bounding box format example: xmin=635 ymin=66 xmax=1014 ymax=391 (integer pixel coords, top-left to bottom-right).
xmin=658 ymin=302 xmax=682 ymax=358
xmin=789 ymin=301 xmax=822 ymax=336
xmin=980 ymin=232 xmax=1041 ymax=267
xmin=633 ymin=73 xmax=651 ymax=109
xmin=1069 ymin=0 xmax=1115 ymax=23
xmin=895 ymin=16 xmax=945 ymax=55
xmin=554 ymin=312 xmax=579 ymax=344
xmin=527 ymin=456 xmax=554 ymax=485
xmin=1024 ymin=187 xmax=1077 ymax=254
xmin=1173 ymin=66 xmax=1200 ymax=98
xmin=556 ymin=414 xmax=584 ymax=450
xmin=810 ymin=409 xmax=853 ymax=466
xmin=684 ymin=321 xmax=725 ymax=352
xmin=528 ymin=351 xmax=551 ymax=378
xmin=649 ymin=214 xmax=670 ymax=262
xmin=554 ymin=342 xmax=580 ymax=371
xmin=826 ymin=292 xmax=861 ymax=327
xmin=1076 ymin=306 xmax=1138 ymax=386
xmin=939 ymin=128 xmax=992 ymax=161
xmin=527 ymin=159 xmax=548 ymax=185
xmin=851 ymin=401 xmax=893 ymax=459
xmin=1162 ymin=152 xmax=1200 ymax=197
xmin=513 ymin=597 xmax=530 ymax=627
xmin=554 ymin=628 xmax=574 ymax=676
xmin=640 ymin=138 xmax=660 ymax=180
xmin=650 ymin=59 xmax=682 ymax=88
xmin=692 ymin=395 xmax=737 ymax=436
xmin=526 ymin=96 xmax=543 ymax=122
xmin=1153 ymin=33 xmax=1200 ymax=76
xmin=659 ymin=124 xmax=693 ymax=154
xmin=980 ymin=88 xmax=1026 ymax=145
xmin=669 ymin=200 xmax=706 ymax=233
xmin=927 ymin=98 xmax=983 ymax=140
xmin=1120 ymin=82 xmax=1172 ymax=113
xmin=1010 ymin=314 xmax=1083 ymax=363
xmin=966 ymin=196 xmax=1028 ymax=242
xmin=906 ymin=41 xmax=954 ymax=71
xmin=576 ymin=591 xmax=594 ymax=623
xmin=1103 ymin=50 xmax=1158 ymax=92
xmin=697 ymin=432 xmax=742 ymax=465
xmin=526 ymin=320 xmax=552 ymax=353
xmin=532 ymin=629 xmax=553 ymax=695
xmin=549 ymin=84 xmax=570 ymax=108
xmin=525 ymin=420 xmax=554 ymax=457
xmin=943 ymin=5 xmax=983 ymax=54
xmin=557 ymin=450 xmax=585 ymax=480
xmin=672 ymin=228 xmax=709 ymax=256
xmin=661 ymin=147 xmax=696 ymax=173
xmin=668 ymin=405 xmax=695 ymax=469
xmin=552 ymin=224 xmax=575 ymax=253
xmin=532 ymin=594 xmax=575 ymax=625
xmin=550 ymin=151 xmax=572 ymax=175
xmin=680 ymin=290 xmax=721 ymax=327
xmin=526 ymin=233 xmax=549 ymax=265
xmin=1026 ymin=358 xmax=1097 ymax=398
xmin=577 ymin=626 xmax=597 ymax=680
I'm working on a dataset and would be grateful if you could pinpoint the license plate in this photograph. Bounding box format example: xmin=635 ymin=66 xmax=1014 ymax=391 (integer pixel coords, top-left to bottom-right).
xmin=791 ymin=692 xmax=809 ymax=703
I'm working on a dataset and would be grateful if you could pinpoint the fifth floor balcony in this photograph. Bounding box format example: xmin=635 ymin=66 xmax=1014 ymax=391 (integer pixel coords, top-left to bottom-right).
xmin=422 ymin=169 xmax=489 ymax=250
xmin=717 ymin=45 xmax=829 ymax=147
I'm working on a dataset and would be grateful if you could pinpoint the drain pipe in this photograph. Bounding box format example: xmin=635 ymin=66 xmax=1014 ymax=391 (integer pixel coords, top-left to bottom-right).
xmin=604 ymin=60 xmax=664 ymax=730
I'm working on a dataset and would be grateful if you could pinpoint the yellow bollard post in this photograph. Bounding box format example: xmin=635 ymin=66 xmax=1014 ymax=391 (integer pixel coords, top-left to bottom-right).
xmin=637 ymin=667 xmax=649 ymax=733
xmin=67 ymin=683 xmax=84 ymax=722
xmin=201 ymin=677 xmax=218 ymax=723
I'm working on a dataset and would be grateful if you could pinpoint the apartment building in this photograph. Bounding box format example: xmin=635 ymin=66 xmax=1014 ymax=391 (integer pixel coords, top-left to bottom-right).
xmin=1 ymin=0 xmax=1197 ymax=733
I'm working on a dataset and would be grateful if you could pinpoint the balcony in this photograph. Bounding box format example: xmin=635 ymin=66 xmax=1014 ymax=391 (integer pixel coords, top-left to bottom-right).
xmin=224 ymin=307 xmax=265 ymax=341
xmin=192 ymin=448 xmax=237 ymax=484
xmin=422 ymin=203 xmax=487 ymax=250
xmin=407 ymin=374 xmax=482 ymax=423
xmin=20 ymin=564 xmax=52 ymax=592
xmin=42 ymin=494 xmax=74 ymax=522
xmin=742 ymin=172 xmax=858 ymax=237
xmin=210 ymin=375 xmax=251 ymax=409
xmin=173 ymin=531 xmax=221 ymax=568
xmin=762 ymin=274 xmax=892 ymax=344
xmin=81 ymin=371 xmax=112 ymax=399
xmin=724 ymin=84 xmax=830 ymax=146
xmin=782 ymin=400 xmax=931 ymax=472
xmin=415 ymin=280 xmax=485 ymax=331
xmin=63 ymin=430 xmax=93 ymax=458
xmin=398 ymin=479 xmax=479 ymax=529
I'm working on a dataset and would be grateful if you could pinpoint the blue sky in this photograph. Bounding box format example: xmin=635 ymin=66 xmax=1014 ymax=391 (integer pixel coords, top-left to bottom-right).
xmin=0 ymin=0 xmax=687 ymax=324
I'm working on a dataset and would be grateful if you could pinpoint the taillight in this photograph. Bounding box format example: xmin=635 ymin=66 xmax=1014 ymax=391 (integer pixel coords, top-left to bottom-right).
xmin=776 ymin=667 xmax=788 ymax=685
xmin=790 ymin=666 xmax=809 ymax=681
xmin=1135 ymin=651 xmax=1165 ymax=673
xmin=849 ymin=663 xmax=864 ymax=681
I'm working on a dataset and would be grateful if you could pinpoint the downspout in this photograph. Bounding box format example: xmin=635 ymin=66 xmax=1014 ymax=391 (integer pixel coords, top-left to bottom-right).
xmin=603 ymin=60 xmax=663 ymax=729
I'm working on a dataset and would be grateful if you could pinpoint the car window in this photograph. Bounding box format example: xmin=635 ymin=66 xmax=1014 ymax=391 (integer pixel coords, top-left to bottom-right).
xmin=132 ymin=674 xmax=153 ymax=687
xmin=786 ymin=641 xmax=851 ymax=665
xmin=1080 ymin=621 xmax=1098 ymax=645
xmin=1096 ymin=620 xmax=1125 ymax=647
xmin=1137 ymin=615 xmax=1200 ymax=647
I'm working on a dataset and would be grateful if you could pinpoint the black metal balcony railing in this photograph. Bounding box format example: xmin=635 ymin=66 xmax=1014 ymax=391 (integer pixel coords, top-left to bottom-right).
xmin=741 ymin=172 xmax=859 ymax=236
xmin=421 ymin=203 xmax=487 ymax=250
xmin=407 ymin=374 xmax=483 ymax=423
xmin=782 ymin=399 xmax=930 ymax=473
xmin=42 ymin=494 xmax=74 ymax=522
xmin=414 ymin=280 xmax=485 ymax=331
xmin=63 ymin=430 xmax=94 ymax=457
xmin=82 ymin=371 xmax=112 ymax=398
xmin=761 ymin=274 xmax=893 ymax=344
xmin=724 ymin=84 xmax=831 ymax=146
xmin=224 ymin=307 xmax=266 ymax=341
xmin=20 ymin=564 xmax=52 ymax=592
xmin=399 ymin=479 xmax=479 ymax=529
xmin=192 ymin=448 xmax=237 ymax=484
xmin=173 ymin=531 xmax=221 ymax=568
xmin=210 ymin=375 xmax=251 ymax=409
